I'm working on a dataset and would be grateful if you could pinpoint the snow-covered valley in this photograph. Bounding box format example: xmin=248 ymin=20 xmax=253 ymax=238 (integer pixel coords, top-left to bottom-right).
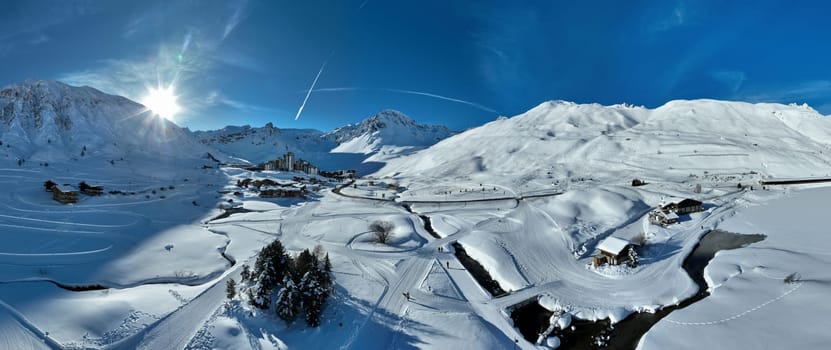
xmin=1 ymin=81 xmax=830 ymax=349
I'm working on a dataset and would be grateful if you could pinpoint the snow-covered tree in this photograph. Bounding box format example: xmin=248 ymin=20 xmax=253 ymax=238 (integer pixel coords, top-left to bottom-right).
xmin=249 ymin=240 xmax=292 ymax=309
xmin=299 ymin=268 xmax=330 ymax=327
xmin=627 ymin=247 xmax=639 ymax=268
xmin=240 ymin=264 xmax=251 ymax=282
xmin=276 ymin=277 xmax=300 ymax=324
xmin=323 ymin=253 xmax=332 ymax=274
xmin=226 ymin=279 xmax=237 ymax=300
xmin=243 ymin=240 xmax=334 ymax=327
xmin=293 ymin=249 xmax=317 ymax=283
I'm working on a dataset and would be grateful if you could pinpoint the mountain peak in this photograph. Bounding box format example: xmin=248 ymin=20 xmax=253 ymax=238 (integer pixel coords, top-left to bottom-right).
xmin=0 ymin=79 xmax=209 ymax=163
xmin=327 ymin=110 xmax=452 ymax=155
xmin=358 ymin=109 xmax=417 ymax=132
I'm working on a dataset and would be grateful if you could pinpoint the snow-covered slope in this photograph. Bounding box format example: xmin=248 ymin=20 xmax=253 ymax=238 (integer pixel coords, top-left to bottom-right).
xmin=378 ymin=100 xmax=831 ymax=185
xmin=0 ymin=80 xmax=217 ymax=165
xmin=194 ymin=109 xmax=452 ymax=173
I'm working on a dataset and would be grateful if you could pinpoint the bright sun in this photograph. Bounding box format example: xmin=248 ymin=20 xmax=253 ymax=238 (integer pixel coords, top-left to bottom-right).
xmin=142 ymin=86 xmax=181 ymax=121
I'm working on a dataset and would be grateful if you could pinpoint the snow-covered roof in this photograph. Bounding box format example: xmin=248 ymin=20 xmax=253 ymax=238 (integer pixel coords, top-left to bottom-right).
xmin=55 ymin=185 xmax=76 ymax=192
xmin=666 ymin=212 xmax=679 ymax=220
xmin=261 ymin=186 xmax=300 ymax=191
xmin=597 ymin=237 xmax=634 ymax=255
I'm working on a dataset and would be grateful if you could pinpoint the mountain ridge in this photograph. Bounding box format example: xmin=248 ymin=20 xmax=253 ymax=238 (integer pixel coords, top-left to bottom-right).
xmin=377 ymin=99 xmax=831 ymax=187
xmin=193 ymin=109 xmax=453 ymax=172
xmin=0 ymin=80 xmax=216 ymax=166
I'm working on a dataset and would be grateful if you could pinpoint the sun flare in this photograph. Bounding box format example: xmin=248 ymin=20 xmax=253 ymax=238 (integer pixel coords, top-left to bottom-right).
xmin=142 ymin=85 xmax=181 ymax=121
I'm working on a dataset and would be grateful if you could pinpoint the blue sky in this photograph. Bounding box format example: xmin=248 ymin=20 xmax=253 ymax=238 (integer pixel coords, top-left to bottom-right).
xmin=1 ymin=0 xmax=829 ymax=131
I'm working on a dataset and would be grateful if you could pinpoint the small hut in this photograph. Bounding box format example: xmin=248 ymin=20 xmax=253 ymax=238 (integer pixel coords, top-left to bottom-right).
xmin=51 ymin=185 xmax=78 ymax=204
xmin=595 ymin=237 xmax=638 ymax=266
xmin=78 ymin=182 xmax=104 ymax=196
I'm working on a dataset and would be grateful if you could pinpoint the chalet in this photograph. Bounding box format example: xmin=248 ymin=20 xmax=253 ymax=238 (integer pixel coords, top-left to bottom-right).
xmin=259 ymin=186 xmax=305 ymax=198
xmin=648 ymin=211 xmax=679 ymax=226
xmin=51 ymin=185 xmax=78 ymax=204
xmin=78 ymin=182 xmax=104 ymax=196
xmin=659 ymin=198 xmax=703 ymax=215
xmin=675 ymin=198 xmax=702 ymax=214
xmin=594 ymin=237 xmax=639 ymax=266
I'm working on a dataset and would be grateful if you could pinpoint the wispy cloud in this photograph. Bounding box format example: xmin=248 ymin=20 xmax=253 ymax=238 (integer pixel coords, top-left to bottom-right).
xmin=122 ymin=11 xmax=152 ymax=38
xmin=59 ymin=0 xmax=262 ymax=122
xmin=28 ymin=34 xmax=50 ymax=45
xmin=213 ymin=50 xmax=266 ymax=73
xmin=468 ymin=5 xmax=544 ymax=101
xmin=222 ymin=0 xmax=249 ymax=41
xmin=200 ymin=90 xmax=277 ymax=113
xmin=0 ymin=1 xmax=96 ymax=56
xmin=648 ymin=2 xmax=689 ymax=33
xmin=741 ymin=80 xmax=831 ymax=103
xmin=58 ymin=37 xmax=212 ymax=111
xmin=312 ymin=87 xmax=499 ymax=114
xmin=710 ymin=70 xmax=747 ymax=93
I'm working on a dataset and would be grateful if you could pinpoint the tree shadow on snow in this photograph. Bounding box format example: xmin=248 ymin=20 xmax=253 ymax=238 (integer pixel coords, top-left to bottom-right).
xmin=268 ymin=285 xmax=444 ymax=349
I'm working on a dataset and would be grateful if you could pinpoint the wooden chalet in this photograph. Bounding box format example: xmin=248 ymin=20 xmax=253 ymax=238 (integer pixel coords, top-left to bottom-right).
xmin=594 ymin=237 xmax=638 ymax=266
xmin=44 ymin=180 xmax=57 ymax=192
xmin=675 ymin=198 xmax=702 ymax=214
xmin=259 ymin=185 xmax=305 ymax=198
xmin=78 ymin=182 xmax=104 ymax=196
xmin=648 ymin=211 xmax=679 ymax=226
xmin=51 ymin=185 xmax=78 ymax=204
xmin=659 ymin=198 xmax=703 ymax=215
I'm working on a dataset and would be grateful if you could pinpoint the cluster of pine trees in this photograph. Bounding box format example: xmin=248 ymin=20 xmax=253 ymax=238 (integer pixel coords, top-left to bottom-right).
xmin=235 ymin=240 xmax=333 ymax=327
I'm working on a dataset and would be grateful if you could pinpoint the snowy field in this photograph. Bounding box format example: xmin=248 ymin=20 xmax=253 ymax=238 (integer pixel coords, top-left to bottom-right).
xmin=639 ymin=186 xmax=831 ymax=349
xmin=1 ymin=94 xmax=830 ymax=349
xmin=2 ymin=163 xmax=830 ymax=349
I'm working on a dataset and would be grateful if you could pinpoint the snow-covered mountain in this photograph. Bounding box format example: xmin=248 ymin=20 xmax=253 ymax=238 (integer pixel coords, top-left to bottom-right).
xmin=192 ymin=123 xmax=334 ymax=164
xmin=0 ymin=80 xmax=216 ymax=165
xmin=378 ymin=100 xmax=831 ymax=185
xmin=194 ymin=109 xmax=452 ymax=173
xmin=328 ymin=109 xmax=452 ymax=154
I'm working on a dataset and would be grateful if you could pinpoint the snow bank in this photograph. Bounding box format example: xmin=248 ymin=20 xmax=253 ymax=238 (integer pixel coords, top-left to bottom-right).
xmin=639 ymin=187 xmax=831 ymax=349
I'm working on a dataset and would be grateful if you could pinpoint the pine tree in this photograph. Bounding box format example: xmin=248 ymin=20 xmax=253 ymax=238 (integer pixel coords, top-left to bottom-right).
xmin=251 ymin=283 xmax=272 ymax=309
xmin=240 ymin=264 xmax=251 ymax=282
xmin=226 ymin=279 xmax=237 ymax=299
xmin=627 ymin=247 xmax=639 ymax=268
xmin=298 ymin=255 xmax=333 ymax=327
xmin=249 ymin=240 xmax=292 ymax=309
xmin=323 ymin=253 xmax=332 ymax=273
xmin=293 ymin=249 xmax=316 ymax=283
xmin=276 ymin=277 xmax=300 ymax=324
xmin=299 ymin=271 xmax=323 ymax=327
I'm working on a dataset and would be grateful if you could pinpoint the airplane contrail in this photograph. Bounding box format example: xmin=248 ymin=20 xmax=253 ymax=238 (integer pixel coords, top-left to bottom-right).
xmin=385 ymin=88 xmax=499 ymax=113
xmin=294 ymin=60 xmax=328 ymax=120
xmin=311 ymin=87 xmax=499 ymax=114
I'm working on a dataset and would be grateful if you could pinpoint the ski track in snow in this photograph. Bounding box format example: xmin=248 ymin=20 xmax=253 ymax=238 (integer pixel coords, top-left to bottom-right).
xmin=665 ymin=282 xmax=804 ymax=326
